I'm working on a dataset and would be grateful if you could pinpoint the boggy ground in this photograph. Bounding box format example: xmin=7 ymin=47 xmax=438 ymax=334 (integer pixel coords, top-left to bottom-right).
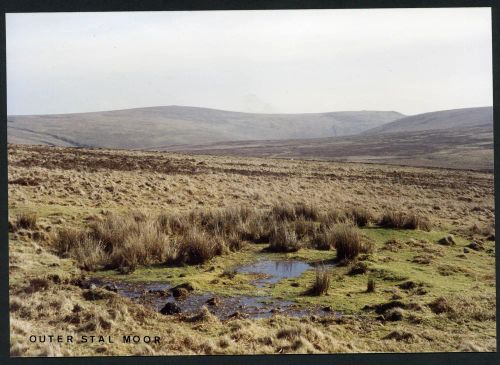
xmin=8 ymin=144 xmax=496 ymax=356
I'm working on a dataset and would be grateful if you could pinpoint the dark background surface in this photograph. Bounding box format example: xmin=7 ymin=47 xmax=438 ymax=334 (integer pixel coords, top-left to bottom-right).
xmin=0 ymin=1 xmax=498 ymax=364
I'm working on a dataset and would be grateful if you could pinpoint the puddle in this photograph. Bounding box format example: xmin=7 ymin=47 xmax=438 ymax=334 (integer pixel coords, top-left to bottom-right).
xmin=236 ymin=259 xmax=333 ymax=287
xmin=90 ymin=278 xmax=339 ymax=320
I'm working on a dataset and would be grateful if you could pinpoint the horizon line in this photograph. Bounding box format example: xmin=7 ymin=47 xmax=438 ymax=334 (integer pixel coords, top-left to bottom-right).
xmin=7 ymin=104 xmax=493 ymax=118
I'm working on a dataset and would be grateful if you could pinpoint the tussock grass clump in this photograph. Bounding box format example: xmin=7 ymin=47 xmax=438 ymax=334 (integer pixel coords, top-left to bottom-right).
xmin=294 ymin=202 xmax=319 ymax=221
xmin=176 ymin=228 xmax=224 ymax=265
xmin=379 ymin=211 xmax=406 ymax=229
xmin=156 ymin=212 xmax=189 ymax=235
xmin=268 ymin=223 xmax=301 ymax=252
xmin=379 ymin=211 xmax=432 ymax=231
xmin=367 ymin=277 xmax=376 ymax=293
xmin=428 ymin=295 xmax=495 ymax=322
xmin=308 ymin=267 xmax=331 ymax=296
xmin=191 ymin=206 xmax=257 ymax=240
xmin=109 ymin=222 xmax=171 ymax=271
xmin=52 ymin=208 xmax=257 ymax=272
xmin=347 ymin=207 xmax=373 ymax=227
xmin=293 ymin=220 xmax=317 ymax=240
xmin=311 ymin=227 xmax=335 ymax=250
xmin=243 ymin=215 xmax=272 ymax=243
xmin=53 ymin=218 xmax=173 ymax=272
xmin=428 ymin=293 xmax=496 ymax=323
xmin=331 ymin=224 xmax=367 ymax=261
xmin=71 ymin=236 xmax=106 ymax=271
xmin=402 ymin=213 xmax=432 ymax=231
xmin=88 ymin=213 xmax=140 ymax=253
xmin=52 ymin=227 xmax=89 ymax=257
xmin=320 ymin=208 xmax=347 ymax=226
xmin=225 ymin=232 xmax=245 ymax=252
xmin=15 ymin=212 xmax=38 ymax=230
xmin=271 ymin=203 xmax=296 ymax=221
xmin=348 ymin=261 xmax=369 ymax=275
xmin=467 ymin=222 xmax=495 ymax=240
xmin=24 ymin=278 xmax=50 ymax=294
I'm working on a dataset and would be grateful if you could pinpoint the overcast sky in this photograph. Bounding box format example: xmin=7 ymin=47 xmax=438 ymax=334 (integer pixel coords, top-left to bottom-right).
xmin=7 ymin=8 xmax=492 ymax=116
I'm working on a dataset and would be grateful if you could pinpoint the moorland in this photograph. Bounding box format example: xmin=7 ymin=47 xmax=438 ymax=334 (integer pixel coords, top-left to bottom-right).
xmin=8 ymin=143 xmax=496 ymax=356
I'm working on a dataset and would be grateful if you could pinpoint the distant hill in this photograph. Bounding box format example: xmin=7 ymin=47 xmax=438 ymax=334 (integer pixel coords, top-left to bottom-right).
xmin=363 ymin=106 xmax=492 ymax=135
xmin=7 ymin=106 xmax=404 ymax=149
xmin=160 ymin=107 xmax=494 ymax=171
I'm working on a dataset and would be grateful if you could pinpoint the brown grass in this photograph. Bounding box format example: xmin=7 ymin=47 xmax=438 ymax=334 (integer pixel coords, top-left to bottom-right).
xmin=379 ymin=211 xmax=431 ymax=231
xmin=308 ymin=267 xmax=331 ymax=296
xmin=15 ymin=212 xmax=38 ymax=230
xmin=294 ymin=202 xmax=320 ymax=221
xmin=51 ymin=205 xmax=379 ymax=269
xmin=176 ymin=228 xmax=224 ymax=265
xmin=428 ymin=295 xmax=495 ymax=322
xmin=347 ymin=207 xmax=373 ymax=227
xmin=366 ymin=277 xmax=376 ymax=293
xmin=268 ymin=222 xmax=301 ymax=252
xmin=330 ymin=224 xmax=366 ymax=261
xmin=271 ymin=203 xmax=296 ymax=221
xmin=310 ymin=228 xmax=334 ymax=251
xmin=320 ymin=208 xmax=347 ymax=226
xmin=379 ymin=211 xmax=407 ymax=229
xmin=7 ymin=145 xmax=497 ymax=355
xmin=293 ymin=220 xmax=317 ymax=240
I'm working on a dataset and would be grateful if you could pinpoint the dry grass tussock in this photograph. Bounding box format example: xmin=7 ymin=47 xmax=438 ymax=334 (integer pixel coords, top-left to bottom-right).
xmin=330 ymin=224 xmax=373 ymax=261
xmin=379 ymin=211 xmax=432 ymax=231
xmin=428 ymin=295 xmax=496 ymax=322
xmin=13 ymin=212 xmax=38 ymax=231
xmin=268 ymin=222 xmax=301 ymax=253
xmin=308 ymin=267 xmax=331 ymax=296
xmin=51 ymin=204 xmax=429 ymax=272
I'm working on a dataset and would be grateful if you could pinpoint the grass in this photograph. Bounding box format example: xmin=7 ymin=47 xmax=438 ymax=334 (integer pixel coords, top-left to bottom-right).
xmin=367 ymin=277 xmax=376 ymax=293
xmin=8 ymin=145 xmax=496 ymax=355
xmin=347 ymin=207 xmax=373 ymax=227
xmin=308 ymin=267 xmax=331 ymax=296
xmin=176 ymin=228 xmax=224 ymax=265
xmin=379 ymin=211 xmax=432 ymax=231
xmin=15 ymin=212 xmax=38 ymax=230
xmin=268 ymin=222 xmax=301 ymax=252
xmin=331 ymin=224 xmax=369 ymax=261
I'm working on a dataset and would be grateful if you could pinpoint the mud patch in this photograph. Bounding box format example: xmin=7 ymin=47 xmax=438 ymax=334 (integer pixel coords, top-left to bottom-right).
xmin=91 ymin=278 xmax=338 ymax=320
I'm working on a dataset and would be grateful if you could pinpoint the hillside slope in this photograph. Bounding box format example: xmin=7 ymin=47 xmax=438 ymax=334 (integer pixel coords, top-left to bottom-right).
xmin=363 ymin=106 xmax=492 ymax=135
xmin=160 ymin=106 xmax=494 ymax=171
xmin=7 ymin=106 xmax=404 ymax=149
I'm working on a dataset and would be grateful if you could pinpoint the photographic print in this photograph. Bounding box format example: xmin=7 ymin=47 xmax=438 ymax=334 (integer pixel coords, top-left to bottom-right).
xmin=6 ymin=8 xmax=495 ymax=357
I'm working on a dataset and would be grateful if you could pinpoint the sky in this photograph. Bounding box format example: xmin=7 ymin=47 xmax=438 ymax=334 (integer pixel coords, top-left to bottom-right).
xmin=6 ymin=8 xmax=492 ymax=116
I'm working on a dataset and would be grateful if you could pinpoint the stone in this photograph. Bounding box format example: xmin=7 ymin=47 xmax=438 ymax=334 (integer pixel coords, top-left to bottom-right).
xmin=160 ymin=302 xmax=181 ymax=315
xmin=437 ymin=235 xmax=455 ymax=246
xmin=467 ymin=242 xmax=484 ymax=251
xmin=104 ymin=283 xmax=118 ymax=293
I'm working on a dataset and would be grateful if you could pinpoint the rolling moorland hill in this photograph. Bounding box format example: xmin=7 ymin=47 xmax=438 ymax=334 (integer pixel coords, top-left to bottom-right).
xmin=7 ymin=106 xmax=404 ymax=149
xmin=363 ymin=106 xmax=493 ymax=135
xmin=161 ymin=107 xmax=494 ymax=171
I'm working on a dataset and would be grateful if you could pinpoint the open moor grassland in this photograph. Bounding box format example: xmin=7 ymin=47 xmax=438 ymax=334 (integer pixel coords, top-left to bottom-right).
xmin=8 ymin=144 xmax=496 ymax=356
